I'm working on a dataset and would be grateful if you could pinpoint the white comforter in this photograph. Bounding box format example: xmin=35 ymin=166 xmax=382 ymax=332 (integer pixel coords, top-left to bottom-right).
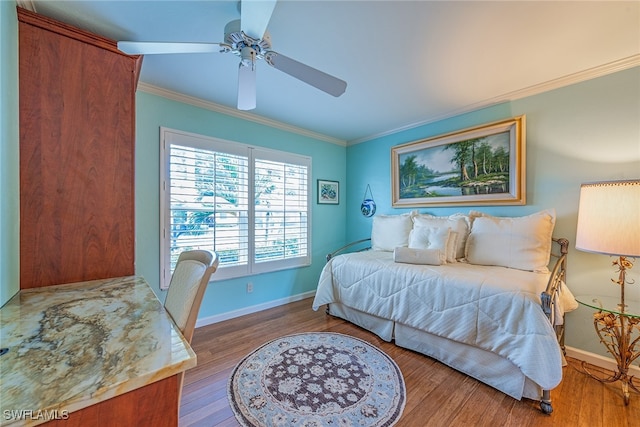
xmin=312 ymin=250 xmax=565 ymax=390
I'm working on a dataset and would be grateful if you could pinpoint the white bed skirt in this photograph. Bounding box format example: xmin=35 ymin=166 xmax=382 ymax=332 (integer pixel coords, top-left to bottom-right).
xmin=328 ymin=302 xmax=543 ymax=401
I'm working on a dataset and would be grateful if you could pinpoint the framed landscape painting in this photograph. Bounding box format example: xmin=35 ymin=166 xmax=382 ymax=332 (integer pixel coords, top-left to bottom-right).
xmin=317 ymin=179 xmax=339 ymax=204
xmin=391 ymin=116 xmax=526 ymax=207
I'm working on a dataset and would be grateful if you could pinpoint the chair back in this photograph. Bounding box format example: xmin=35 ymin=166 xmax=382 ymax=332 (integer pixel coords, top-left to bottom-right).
xmin=164 ymin=250 xmax=218 ymax=344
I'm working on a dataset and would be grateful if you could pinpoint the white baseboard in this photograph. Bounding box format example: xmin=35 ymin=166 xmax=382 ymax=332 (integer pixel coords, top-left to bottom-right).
xmin=195 ymin=290 xmax=316 ymax=328
xmin=565 ymin=345 xmax=640 ymax=376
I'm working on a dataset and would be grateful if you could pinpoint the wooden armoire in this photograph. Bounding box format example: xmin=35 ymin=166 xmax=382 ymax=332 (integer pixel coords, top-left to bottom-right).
xmin=16 ymin=8 xmax=184 ymax=427
xmin=18 ymin=7 xmax=142 ymax=289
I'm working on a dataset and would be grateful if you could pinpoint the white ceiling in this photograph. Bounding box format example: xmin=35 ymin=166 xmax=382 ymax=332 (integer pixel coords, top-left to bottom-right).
xmin=26 ymin=1 xmax=640 ymax=144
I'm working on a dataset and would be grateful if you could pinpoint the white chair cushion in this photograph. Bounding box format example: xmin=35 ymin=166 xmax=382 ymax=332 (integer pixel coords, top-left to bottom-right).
xmin=164 ymin=260 xmax=207 ymax=330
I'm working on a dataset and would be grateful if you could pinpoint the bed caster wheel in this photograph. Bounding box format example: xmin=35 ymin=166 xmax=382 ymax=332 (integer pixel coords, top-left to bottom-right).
xmin=540 ymin=401 xmax=553 ymax=414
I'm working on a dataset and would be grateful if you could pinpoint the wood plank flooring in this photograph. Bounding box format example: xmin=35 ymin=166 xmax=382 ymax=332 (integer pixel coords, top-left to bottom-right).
xmin=180 ymin=298 xmax=639 ymax=426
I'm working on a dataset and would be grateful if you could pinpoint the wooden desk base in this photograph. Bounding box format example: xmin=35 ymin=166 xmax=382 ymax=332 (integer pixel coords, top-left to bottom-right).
xmin=42 ymin=375 xmax=179 ymax=427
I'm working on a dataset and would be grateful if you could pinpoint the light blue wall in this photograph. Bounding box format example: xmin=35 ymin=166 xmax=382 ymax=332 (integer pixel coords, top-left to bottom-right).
xmin=0 ymin=0 xmax=20 ymax=307
xmin=345 ymin=67 xmax=640 ymax=358
xmin=2 ymin=0 xmax=638 ymax=360
xmin=346 ymin=105 xmax=513 ymax=236
xmin=135 ymin=92 xmax=346 ymax=319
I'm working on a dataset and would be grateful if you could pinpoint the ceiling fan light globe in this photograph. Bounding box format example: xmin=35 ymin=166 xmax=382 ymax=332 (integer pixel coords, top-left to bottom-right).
xmin=237 ymin=61 xmax=257 ymax=110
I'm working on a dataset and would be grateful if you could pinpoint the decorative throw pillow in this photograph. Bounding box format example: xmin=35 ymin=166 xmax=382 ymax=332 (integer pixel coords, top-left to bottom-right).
xmin=371 ymin=213 xmax=414 ymax=251
xmin=394 ymin=247 xmax=443 ymax=265
xmin=408 ymin=226 xmax=450 ymax=264
xmin=412 ymin=213 xmax=470 ymax=259
xmin=465 ymin=209 xmax=557 ymax=272
xmin=446 ymin=231 xmax=458 ymax=263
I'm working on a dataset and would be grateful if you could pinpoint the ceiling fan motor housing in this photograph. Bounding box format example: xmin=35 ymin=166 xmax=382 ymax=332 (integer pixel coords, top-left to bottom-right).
xmin=224 ymin=19 xmax=271 ymax=60
xmin=240 ymin=47 xmax=257 ymax=69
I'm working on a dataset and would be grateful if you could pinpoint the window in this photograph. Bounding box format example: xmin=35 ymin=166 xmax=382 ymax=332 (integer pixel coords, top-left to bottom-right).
xmin=160 ymin=128 xmax=311 ymax=289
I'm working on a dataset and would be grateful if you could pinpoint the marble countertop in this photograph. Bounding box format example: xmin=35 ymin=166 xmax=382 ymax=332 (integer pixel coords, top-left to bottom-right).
xmin=0 ymin=276 xmax=197 ymax=426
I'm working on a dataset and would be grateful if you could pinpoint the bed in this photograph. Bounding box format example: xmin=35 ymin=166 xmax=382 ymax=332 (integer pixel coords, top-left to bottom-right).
xmin=312 ymin=210 xmax=577 ymax=414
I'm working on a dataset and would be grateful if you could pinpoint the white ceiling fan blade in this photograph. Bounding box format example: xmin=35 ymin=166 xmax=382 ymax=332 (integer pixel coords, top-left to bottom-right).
xmin=117 ymin=41 xmax=229 ymax=55
xmin=237 ymin=62 xmax=257 ymax=110
xmin=265 ymin=51 xmax=347 ymax=97
xmin=240 ymin=0 xmax=277 ymax=40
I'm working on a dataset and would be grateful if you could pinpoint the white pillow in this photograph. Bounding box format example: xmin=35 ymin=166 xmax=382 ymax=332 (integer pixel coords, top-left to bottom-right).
xmin=408 ymin=226 xmax=450 ymax=264
xmin=412 ymin=213 xmax=470 ymax=259
xmin=394 ymin=247 xmax=443 ymax=265
xmin=465 ymin=209 xmax=556 ymax=272
xmin=446 ymin=231 xmax=458 ymax=264
xmin=371 ymin=213 xmax=414 ymax=251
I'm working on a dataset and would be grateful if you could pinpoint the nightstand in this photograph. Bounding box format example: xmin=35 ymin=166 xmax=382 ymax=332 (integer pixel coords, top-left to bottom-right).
xmin=576 ymin=295 xmax=640 ymax=405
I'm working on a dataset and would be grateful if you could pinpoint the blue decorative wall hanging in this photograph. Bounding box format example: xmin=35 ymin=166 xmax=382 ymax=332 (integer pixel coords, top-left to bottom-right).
xmin=361 ymin=184 xmax=376 ymax=217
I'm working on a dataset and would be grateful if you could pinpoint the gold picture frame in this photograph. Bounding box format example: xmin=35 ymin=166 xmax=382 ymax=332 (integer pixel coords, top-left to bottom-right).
xmin=391 ymin=116 xmax=526 ymax=207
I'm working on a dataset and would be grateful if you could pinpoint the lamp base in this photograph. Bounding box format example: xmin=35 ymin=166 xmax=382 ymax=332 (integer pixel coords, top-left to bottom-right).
xmin=581 ymin=310 xmax=640 ymax=405
xmin=583 ymin=256 xmax=640 ymax=405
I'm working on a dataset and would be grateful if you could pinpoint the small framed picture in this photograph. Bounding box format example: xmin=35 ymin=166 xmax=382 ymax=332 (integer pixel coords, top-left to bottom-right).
xmin=317 ymin=179 xmax=339 ymax=204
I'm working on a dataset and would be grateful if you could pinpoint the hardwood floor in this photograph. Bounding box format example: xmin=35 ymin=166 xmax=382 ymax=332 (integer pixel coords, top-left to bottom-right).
xmin=180 ymin=298 xmax=639 ymax=426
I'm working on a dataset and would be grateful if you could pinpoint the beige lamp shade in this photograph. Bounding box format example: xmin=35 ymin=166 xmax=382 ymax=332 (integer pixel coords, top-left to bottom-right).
xmin=575 ymin=180 xmax=640 ymax=257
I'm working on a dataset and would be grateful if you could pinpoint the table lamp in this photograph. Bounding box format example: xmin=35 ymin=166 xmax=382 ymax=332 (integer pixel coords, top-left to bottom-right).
xmin=575 ymin=179 xmax=640 ymax=405
xmin=575 ymin=179 xmax=640 ymax=310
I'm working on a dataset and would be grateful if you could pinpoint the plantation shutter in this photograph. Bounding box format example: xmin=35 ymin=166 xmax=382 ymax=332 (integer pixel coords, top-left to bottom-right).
xmin=254 ymin=150 xmax=309 ymax=263
xmin=161 ymin=128 xmax=311 ymax=288
xmin=169 ymin=143 xmax=250 ymax=265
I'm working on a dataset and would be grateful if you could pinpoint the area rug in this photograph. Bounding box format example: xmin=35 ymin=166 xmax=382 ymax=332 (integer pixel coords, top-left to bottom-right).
xmin=228 ymin=332 xmax=406 ymax=427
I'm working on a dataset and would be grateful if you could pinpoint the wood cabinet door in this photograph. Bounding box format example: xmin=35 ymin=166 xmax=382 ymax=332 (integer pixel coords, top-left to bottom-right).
xmin=18 ymin=8 xmax=141 ymax=288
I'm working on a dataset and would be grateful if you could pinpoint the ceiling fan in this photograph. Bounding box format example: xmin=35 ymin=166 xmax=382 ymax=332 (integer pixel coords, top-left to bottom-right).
xmin=117 ymin=0 xmax=347 ymax=110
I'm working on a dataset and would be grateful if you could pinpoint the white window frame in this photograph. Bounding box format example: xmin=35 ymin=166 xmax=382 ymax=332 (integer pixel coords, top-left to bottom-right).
xmin=159 ymin=127 xmax=312 ymax=289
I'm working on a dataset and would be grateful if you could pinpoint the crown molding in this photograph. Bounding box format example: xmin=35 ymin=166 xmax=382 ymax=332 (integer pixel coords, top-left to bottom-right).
xmin=136 ymin=82 xmax=347 ymax=146
xmin=19 ymin=0 xmax=344 ymax=145
xmin=348 ymin=54 xmax=640 ymax=146
xmin=16 ymin=0 xmax=36 ymax=12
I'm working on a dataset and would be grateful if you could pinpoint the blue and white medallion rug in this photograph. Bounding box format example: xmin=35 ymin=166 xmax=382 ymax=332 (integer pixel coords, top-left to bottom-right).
xmin=228 ymin=332 xmax=406 ymax=427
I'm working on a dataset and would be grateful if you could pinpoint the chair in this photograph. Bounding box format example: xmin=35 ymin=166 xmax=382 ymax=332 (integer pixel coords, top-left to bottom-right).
xmin=164 ymin=250 xmax=219 ymax=404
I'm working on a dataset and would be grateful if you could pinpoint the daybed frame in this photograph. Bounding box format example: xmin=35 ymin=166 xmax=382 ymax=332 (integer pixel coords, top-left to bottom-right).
xmin=323 ymin=237 xmax=569 ymax=414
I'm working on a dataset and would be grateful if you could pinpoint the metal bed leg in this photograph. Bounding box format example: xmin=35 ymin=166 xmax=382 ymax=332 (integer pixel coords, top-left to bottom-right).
xmin=540 ymin=390 xmax=553 ymax=414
